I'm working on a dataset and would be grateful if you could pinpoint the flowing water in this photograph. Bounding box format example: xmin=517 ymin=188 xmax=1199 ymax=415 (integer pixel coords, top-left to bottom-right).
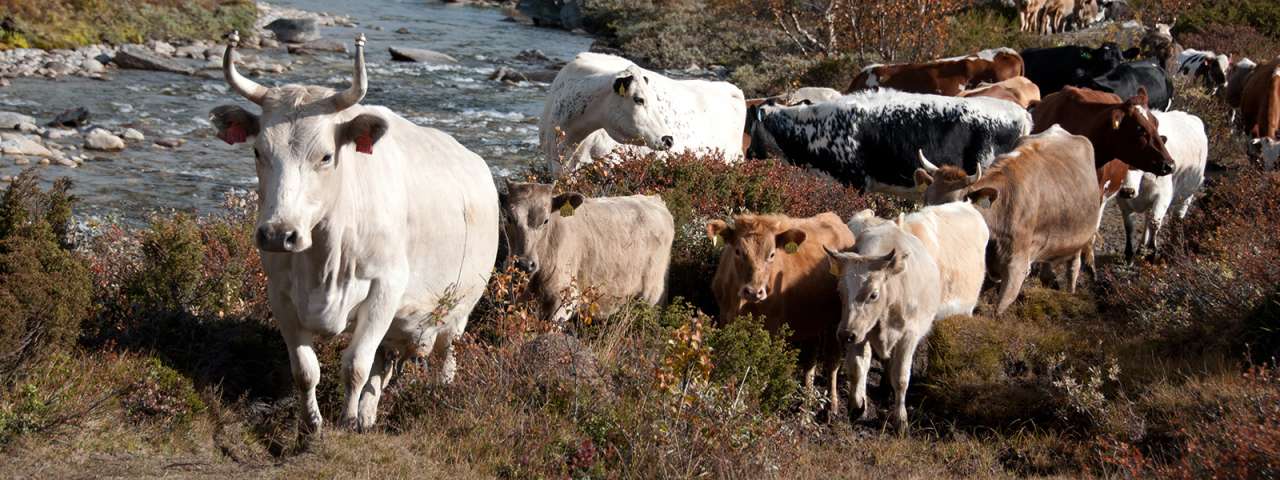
xmin=0 ymin=0 xmax=592 ymax=222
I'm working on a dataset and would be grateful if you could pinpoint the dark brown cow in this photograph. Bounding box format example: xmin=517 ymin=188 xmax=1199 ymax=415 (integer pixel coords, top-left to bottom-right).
xmin=847 ymin=48 xmax=1024 ymax=96
xmin=1241 ymin=57 xmax=1280 ymax=141
xmin=707 ymin=213 xmax=854 ymax=410
xmin=913 ymin=127 xmax=1101 ymax=314
xmin=1032 ymin=86 xmax=1175 ymax=203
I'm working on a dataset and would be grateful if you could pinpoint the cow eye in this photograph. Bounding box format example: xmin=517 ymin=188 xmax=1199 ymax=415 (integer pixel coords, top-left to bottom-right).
xmin=867 ymin=290 xmax=880 ymax=302
xmin=541 ymin=217 xmax=549 ymax=226
xmin=634 ymin=96 xmax=645 ymax=106
xmin=320 ymin=154 xmax=333 ymax=164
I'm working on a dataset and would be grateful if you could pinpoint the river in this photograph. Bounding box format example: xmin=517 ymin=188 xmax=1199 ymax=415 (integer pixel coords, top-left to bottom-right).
xmin=0 ymin=0 xmax=593 ymax=222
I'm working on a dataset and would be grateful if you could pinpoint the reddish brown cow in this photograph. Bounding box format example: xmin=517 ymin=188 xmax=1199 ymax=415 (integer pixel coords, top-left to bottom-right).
xmin=1241 ymin=58 xmax=1280 ymax=141
xmin=847 ymin=49 xmax=1024 ymax=96
xmin=959 ymin=76 xmax=1042 ymax=108
xmin=707 ymin=213 xmax=854 ymax=410
xmin=1032 ymin=86 xmax=1175 ymax=203
xmin=914 ymin=126 xmax=1101 ymax=314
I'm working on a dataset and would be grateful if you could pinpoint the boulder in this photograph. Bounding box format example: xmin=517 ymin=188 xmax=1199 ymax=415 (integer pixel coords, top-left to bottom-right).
xmin=0 ymin=112 xmax=37 ymax=130
xmin=395 ymin=27 xmax=411 ymax=34
xmin=517 ymin=0 xmax=584 ymax=30
xmin=48 ymin=107 xmax=89 ymax=128
xmin=43 ymin=61 xmax=75 ymax=76
xmin=80 ymin=58 xmax=106 ymax=75
xmin=388 ymin=46 xmax=458 ymax=64
xmin=489 ymin=66 xmax=558 ymax=84
xmin=43 ymin=128 xmax=77 ymax=140
xmin=121 ymin=128 xmax=145 ymax=142
xmin=148 ymin=40 xmax=176 ymax=56
xmin=84 ymin=128 xmax=125 ymax=151
xmin=286 ymin=39 xmax=348 ymax=55
xmin=0 ymin=132 xmax=55 ymax=157
xmin=154 ymin=137 xmax=183 ymax=148
xmin=264 ymin=18 xmax=321 ymax=43
xmin=113 ymin=45 xmax=195 ymax=75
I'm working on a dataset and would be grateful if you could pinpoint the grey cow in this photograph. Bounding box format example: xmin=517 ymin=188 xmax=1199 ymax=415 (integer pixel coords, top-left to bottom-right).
xmin=502 ymin=181 xmax=674 ymax=322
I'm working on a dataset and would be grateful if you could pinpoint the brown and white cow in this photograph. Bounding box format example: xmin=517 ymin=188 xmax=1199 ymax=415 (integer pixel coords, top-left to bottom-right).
xmin=847 ymin=48 xmax=1024 ymax=96
xmin=1032 ymin=86 xmax=1175 ymax=206
xmin=959 ymin=76 xmax=1042 ymax=108
xmin=1223 ymin=58 xmax=1257 ymax=126
xmin=502 ymin=181 xmax=674 ymax=323
xmin=914 ymin=126 xmax=1101 ymax=314
xmin=1241 ymin=57 xmax=1280 ymax=155
xmin=707 ymin=213 xmax=854 ymax=409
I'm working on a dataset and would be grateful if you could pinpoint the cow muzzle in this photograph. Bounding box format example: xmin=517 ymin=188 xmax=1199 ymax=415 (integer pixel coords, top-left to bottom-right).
xmin=256 ymin=223 xmax=309 ymax=253
xmin=739 ymin=285 xmax=767 ymax=303
xmin=514 ymin=257 xmax=539 ymax=273
xmin=1118 ymin=187 xmax=1137 ymax=199
xmin=658 ymin=135 xmax=674 ymax=151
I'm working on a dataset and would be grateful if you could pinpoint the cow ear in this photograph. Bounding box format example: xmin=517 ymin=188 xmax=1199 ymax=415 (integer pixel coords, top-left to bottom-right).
xmin=338 ymin=113 xmax=388 ymax=155
xmin=706 ymin=220 xmax=733 ymax=247
xmin=1111 ymin=109 xmax=1125 ymax=130
xmin=1132 ymin=87 xmax=1150 ymax=107
xmin=776 ymin=229 xmax=807 ymax=254
xmin=613 ymin=74 xmax=635 ymax=96
xmin=914 ymin=168 xmax=934 ymax=187
xmin=551 ymin=192 xmax=585 ymax=217
xmin=209 ymin=105 xmax=260 ymax=145
xmin=967 ymin=187 xmax=999 ymax=207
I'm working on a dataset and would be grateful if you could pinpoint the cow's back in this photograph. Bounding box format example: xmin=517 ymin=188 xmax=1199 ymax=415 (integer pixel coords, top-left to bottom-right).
xmin=774 ymin=213 xmax=855 ymax=344
xmin=1033 ymin=86 xmax=1121 ymax=136
xmin=1224 ymin=59 xmax=1257 ymax=108
xmin=903 ymin=203 xmax=989 ymax=318
xmin=1153 ymin=110 xmax=1208 ymax=205
xmin=550 ymin=195 xmax=674 ymax=310
xmin=980 ymin=128 xmax=1100 ymax=263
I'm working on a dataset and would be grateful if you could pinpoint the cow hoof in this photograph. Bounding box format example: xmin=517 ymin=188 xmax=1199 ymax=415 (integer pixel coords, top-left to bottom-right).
xmin=301 ymin=411 xmax=324 ymax=436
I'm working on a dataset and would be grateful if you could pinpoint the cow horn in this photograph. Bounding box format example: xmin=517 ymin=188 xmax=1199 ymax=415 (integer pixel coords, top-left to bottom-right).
xmin=223 ymin=31 xmax=267 ymax=105
xmin=969 ymin=163 xmax=983 ymax=183
xmin=918 ymin=149 xmax=940 ymax=172
xmin=331 ymin=33 xmax=368 ymax=112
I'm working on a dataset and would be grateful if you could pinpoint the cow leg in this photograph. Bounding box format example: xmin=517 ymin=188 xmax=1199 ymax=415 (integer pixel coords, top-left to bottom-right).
xmin=341 ymin=277 xmax=406 ymax=431
xmin=357 ymin=346 xmax=395 ymax=430
xmin=1122 ymin=208 xmax=1137 ymax=263
xmin=995 ymin=257 xmax=1032 ymax=315
xmin=1068 ymin=252 xmax=1083 ymax=294
xmin=846 ymin=341 xmax=873 ymax=422
xmin=1146 ymin=204 xmax=1168 ymax=255
xmin=272 ymin=294 xmax=324 ymax=435
xmin=431 ymin=326 xmax=459 ymax=384
xmin=889 ymin=334 xmax=922 ymax=433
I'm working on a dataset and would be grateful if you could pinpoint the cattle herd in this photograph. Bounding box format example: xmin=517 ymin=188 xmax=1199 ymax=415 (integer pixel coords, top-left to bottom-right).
xmin=208 ymin=24 xmax=1279 ymax=433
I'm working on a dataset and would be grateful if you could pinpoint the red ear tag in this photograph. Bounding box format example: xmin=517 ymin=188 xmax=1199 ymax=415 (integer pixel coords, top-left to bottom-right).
xmin=355 ymin=133 xmax=374 ymax=154
xmin=220 ymin=122 xmax=247 ymax=145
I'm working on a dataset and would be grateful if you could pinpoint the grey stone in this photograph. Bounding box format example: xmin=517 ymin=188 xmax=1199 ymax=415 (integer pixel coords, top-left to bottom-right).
xmin=84 ymin=128 xmax=125 ymax=151
xmin=264 ymin=18 xmax=321 ymax=43
xmin=113 ymin=45 xmax=195 ymax=75
xmin=154 ymin=137 xmax=183 ymax=148
xmin=517 ymin=0 xmax=584 ymax=30
xmin=287 ymin=39 xmax=348 ymax=55
xmin=80 ymin=58 xmax=106 ymax=75
xmin=388 ymin=46 xmax=458 ymax=64
xmin=121 ymin=128 xmax=145 ymax=142
xmin=0 ymin=132 xmax=54 ymax=157
xmin=0 ymin=112 xmax=36 ymax=129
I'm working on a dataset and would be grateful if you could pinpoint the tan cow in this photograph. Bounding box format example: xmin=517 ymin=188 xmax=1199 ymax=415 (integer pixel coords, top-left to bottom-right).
xmin=914 ymin=126 xmax=1101 ymax=314
xmin=959 ymin=76 xmax=1042 ymax=108
xmin=503 ymin=181 xmax=674 ymax=322
xmin=824 ymin=218 xmax=940 ymax=431
xmin=707 ymin=213 xmax=854 ymax=409
xmin=1019 ymin=0 xmax=1048 ymax=33
xmin=1042 ymin=0 xmax=1076 ymax=34
xmin=847 ymin=201 xmax=989 ymax=319
xmin=1241 ymin=57 xmax=1280 ymax=143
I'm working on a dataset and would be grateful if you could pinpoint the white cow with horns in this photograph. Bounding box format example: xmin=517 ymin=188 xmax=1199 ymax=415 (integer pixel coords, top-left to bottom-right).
xmin=208 ymin=32 xmax=500 ymax=432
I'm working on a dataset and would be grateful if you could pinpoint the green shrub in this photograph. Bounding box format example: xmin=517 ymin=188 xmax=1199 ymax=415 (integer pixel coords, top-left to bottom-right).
xmin=1 ymin=0 xmax=257 ymax=49
xmin=0 ymin=173 xmax=92 ymax=379
xmin=122 ymin=357 xmax=206 ymax=426
xmin=706 ymin=314 xmax=798 ymax=413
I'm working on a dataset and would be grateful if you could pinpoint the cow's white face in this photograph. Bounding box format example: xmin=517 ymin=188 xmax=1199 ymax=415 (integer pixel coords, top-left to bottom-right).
xmin=501 ymin=181 xmax=584 ymax=275
xmin=1119 ymin=169 xmax=1145 ymax=199
xmin=604 ymin=66 xmax=674 ymax=152
xmin=826 ymin=248 xmax=906 ymax=344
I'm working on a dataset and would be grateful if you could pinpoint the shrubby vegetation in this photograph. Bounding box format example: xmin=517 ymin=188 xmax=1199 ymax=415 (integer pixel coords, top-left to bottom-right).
xmin=0 ymin=0 xmax=257 ymax=49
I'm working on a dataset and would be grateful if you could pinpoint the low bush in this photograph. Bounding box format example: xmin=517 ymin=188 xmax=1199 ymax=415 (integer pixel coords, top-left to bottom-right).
xmin=0 ymin=0 xmax=257 ymax=49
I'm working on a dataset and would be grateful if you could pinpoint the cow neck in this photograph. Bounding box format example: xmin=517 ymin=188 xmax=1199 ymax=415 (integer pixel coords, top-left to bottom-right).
xmin=1086 ymin=116 xmax=1122 ymax=169
xmin=565 ymin=88 xmax=613 ymax=148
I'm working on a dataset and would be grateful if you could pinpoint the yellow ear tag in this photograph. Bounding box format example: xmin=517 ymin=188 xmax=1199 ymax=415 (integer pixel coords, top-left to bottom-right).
xmin=559 ymin=203 xmax=575 ymax=217
xmin=712 ymin=234 xmax=722 ymax=248
xmin=915 ymin=182 xmax=927 ymax=193
xmin=784 ymin=241 xmax=799 ymax=254
xmin=616 ymin=84 xmax=626 ymax=95
xmin=829 ymin=260 xmax=841 ymax=277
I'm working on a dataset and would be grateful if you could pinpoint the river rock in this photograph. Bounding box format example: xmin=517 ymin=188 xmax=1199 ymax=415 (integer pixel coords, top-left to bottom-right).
xmin=43 ymin=128 xmax=77 ymax=140
xmin=260 ymin=38 xmax=281 ymax=49
xmin=113 ymin=45 xmax=195 ymax=75
xmin=287 ymin=39 xmax=348 ymax=55
xmin=44 ymin=61 xmax=76 ymax=76
xmin=49 ymin=107 xmax=89 ymax=128
xmin=0 ymin=112 xmax=36 ymax=129
xmin=0 ymin=78 xmax=9 ymax=87
xmin=388 ymin=47 xmax=458 ymax=64
xmin=55 ymin=157 xmax=77 ymax=168
xmin=84 ymin=128 xmax=125 ymax=151
xmin=515 ymin=49 xmax=551 ymax=63
xmin=13 ymin=157 xmax=29 ymax=166
xmin=154 ymin=137 xmax=183 ymax=148
xmin=16 ymin=122 xmax=38 ymax=134
xmin=517 ymin=0 xmax=584 ymax=30
xmin=81 ymin=58 xmax=106 ymax=75
xmin=265 ymin=18 xmax=321 ymax=43
xmin=489 ymin=66 xmax=558 ymax=84
xmin=148 ymin=40 xmax=176 ymax=56
xmin=0 ymin=132 xmax=55 ymax=157
xmin=174 ymin=44 xmax=206 ymax=59
xmin=121 ymin=128 xmax=145 ymax=142
xmin=395 ymin=27 xmax=411 ymax=34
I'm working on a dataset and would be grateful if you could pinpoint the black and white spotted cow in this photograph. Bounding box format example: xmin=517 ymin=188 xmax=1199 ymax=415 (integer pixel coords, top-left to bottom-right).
xmin=746 ymin=89 xmax=1032 ymax=194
